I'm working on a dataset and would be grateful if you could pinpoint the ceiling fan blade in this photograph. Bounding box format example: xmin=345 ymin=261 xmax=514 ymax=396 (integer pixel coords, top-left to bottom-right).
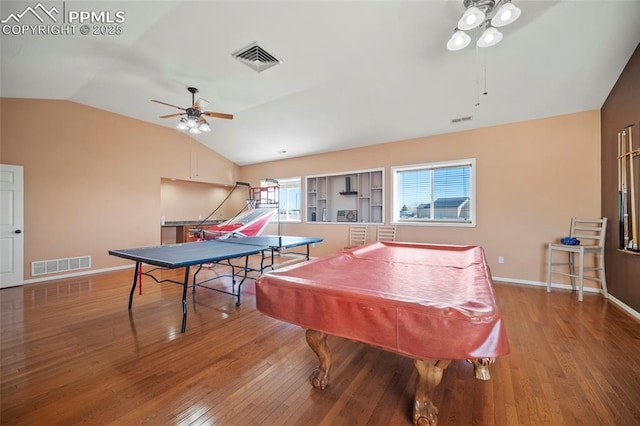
xmin=159 ymin=113 xmax=184 ymax=118
xmin=151 ymin=99 xmax=186 ymax=110
xmin=203 ymin=111 xmax=233 ymax=120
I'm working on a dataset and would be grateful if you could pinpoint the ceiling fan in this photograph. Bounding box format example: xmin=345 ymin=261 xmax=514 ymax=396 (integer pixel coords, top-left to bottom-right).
xmin=152 ymin=87 xmax=233 ymax=134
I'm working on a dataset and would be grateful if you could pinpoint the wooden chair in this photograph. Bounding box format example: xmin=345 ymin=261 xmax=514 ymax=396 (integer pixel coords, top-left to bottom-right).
xmin=376 ymin=225 xmax=396 ymax=242
xmin=345 ymin=225 xmax=367 ymax=249
xmin=546 ymin=217 xmax=608 ymax=301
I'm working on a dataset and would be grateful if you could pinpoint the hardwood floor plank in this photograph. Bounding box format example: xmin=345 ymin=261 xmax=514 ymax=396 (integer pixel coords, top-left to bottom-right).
xmin=2 ymin=263 xmax=640 ymax=425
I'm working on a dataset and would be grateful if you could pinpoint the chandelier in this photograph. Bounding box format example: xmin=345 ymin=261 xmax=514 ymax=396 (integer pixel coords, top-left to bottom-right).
xmin=447 ymin=0 xmax=521 ymax=51
xmin=176 ymin=98 xmax=212 ymax=135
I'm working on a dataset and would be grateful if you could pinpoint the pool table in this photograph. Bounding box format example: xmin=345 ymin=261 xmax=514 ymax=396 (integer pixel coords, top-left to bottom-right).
xmin=256 ymin=241 xmax=509 ymax=425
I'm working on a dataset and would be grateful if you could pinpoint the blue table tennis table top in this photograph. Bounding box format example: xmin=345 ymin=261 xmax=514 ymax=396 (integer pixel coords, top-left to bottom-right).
xmin=109 ymin=235 xmax=323 ymax=269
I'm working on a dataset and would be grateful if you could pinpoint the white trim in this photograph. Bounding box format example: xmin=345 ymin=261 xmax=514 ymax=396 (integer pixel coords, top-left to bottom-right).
xmin=14 ymin=267 xmax=640 ymax=322
xmin=306 ymin=167 xmax=384 ymax=179
xmin=493 ymin=276 xmax=640 ymax=322
xmin=607 ymin=294 xmax=640 ymax=322
xmin=21 ymin=264 xmax=134 ymax=286
xmin=494 ymin=276 xmax=604 ymax=293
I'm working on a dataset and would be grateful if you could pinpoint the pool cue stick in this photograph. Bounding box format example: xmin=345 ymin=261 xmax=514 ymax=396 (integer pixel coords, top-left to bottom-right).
xmin=628 ymin=125 xmax=638 ymax=250
xmin=622 ymin=130 xmax=629 ymax=249
xmin=618 ymin=131 xmax=624 ymax=249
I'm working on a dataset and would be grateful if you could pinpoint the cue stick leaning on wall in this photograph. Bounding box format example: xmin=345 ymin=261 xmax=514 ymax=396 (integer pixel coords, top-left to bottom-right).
xmin=618 ymin=131 xmax=624 ymax=249
xmin=628 ymin=125 xmax=638 ymax=250
xmin=622 ymin=130 xmax=629 ymax=249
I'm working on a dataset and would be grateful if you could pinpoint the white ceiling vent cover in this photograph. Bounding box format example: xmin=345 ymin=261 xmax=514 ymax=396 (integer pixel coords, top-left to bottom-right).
xmin=451 ymin=116 xmax=473 ymax=124
xmin=232 ymin=42 xmax=281 ymax=72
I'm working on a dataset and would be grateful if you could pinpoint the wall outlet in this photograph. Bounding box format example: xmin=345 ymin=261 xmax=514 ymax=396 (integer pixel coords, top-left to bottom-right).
xmin=498 ymin=256 xmax=505 ymax=264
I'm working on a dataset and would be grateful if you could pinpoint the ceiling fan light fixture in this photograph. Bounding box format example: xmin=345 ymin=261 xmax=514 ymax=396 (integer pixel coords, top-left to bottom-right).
xmin=491 ymin=2 xmax=521 ymax=27
xmin=447 ymin=0 xmax=521 ymax=50
xmin=447 ymin=30 xmax=471 ymax=51
xmin=477 ymin=26 xmax=503 ymax=47
xmin=154 ymin=86 xmax=233 ymax=135
xmin=458 ymin=6 xmax=485 ymax=30
xmin=176 ymin=118 xmax=188 ymax=131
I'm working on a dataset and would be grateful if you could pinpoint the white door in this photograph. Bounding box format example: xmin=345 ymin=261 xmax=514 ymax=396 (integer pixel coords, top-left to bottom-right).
xmin=0 ymin=164 xmax=24 ymax=288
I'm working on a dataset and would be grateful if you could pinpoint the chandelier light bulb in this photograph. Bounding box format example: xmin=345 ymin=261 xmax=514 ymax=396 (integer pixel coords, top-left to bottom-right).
xmin=176 ymin=119 xmax=188 ymax=131
xmin=199 ymin=122 xmax=211 ymax=132
xmin=189 ymin=126 xmax=202 ymax=135
xmin=458 ymin=6 xmax=485 ymax=30
xmin=447 ymin=30 xmax=471 ymax=51
xmin=491 ymin=2 xmax=521 ymax=27
xmin=477 ymin=26 xmax=503 ymax=47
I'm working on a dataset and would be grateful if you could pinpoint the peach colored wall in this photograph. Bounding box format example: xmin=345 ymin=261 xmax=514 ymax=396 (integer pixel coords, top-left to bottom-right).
xmin=0 ymin=97 xmax=602 ymax=287
xmin=241 ymin=111 xmax=602 ymax=286
xmin=160 ymin=179 xmax=248 ymax=222
xmin=0 ymin=98 xmax=241 ymax=281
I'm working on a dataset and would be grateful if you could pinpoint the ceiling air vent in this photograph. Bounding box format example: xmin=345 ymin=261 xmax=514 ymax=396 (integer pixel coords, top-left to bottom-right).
xmin=451 ymin=116 xmax=473 ymax=124
xmin=232 ymin=42 xmax=281 ymax=72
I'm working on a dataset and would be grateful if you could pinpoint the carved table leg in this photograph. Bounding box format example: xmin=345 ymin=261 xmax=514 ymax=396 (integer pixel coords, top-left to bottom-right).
xmin=412 ymin=359 xmax=451 ymax=426
xmin=305 ymin=329 xmax=331 ymax=390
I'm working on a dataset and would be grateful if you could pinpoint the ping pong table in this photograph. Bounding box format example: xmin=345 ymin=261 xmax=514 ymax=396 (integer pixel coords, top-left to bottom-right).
xmin=109 ymin=235 xmax=322 ymax=332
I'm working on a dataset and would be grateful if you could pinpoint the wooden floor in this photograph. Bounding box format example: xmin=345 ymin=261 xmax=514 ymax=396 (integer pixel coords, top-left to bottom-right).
xmin=1 ymin=260 xmax=639 ymax=426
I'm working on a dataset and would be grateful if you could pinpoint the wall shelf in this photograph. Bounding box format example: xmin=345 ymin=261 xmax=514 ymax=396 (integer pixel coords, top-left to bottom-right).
xmin=306 ymin=168 xmax=384 ymax=223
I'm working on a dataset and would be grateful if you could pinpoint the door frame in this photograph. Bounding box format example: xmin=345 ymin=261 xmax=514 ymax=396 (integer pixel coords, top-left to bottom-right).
xmin=0 ymin=164 xmax=24 ymax=288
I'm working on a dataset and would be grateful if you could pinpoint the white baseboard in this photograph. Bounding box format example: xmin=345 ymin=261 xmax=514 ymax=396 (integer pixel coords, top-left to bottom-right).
xmin=15 ymin=269 xmax=640 ymax=323
xmin=493 ymin=276 xmax=640 ymax=322
xmin=607 ymin=294 xmax=640 ymax=322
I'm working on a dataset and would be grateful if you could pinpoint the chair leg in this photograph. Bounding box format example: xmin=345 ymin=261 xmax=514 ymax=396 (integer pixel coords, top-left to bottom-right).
xmin=599 ymin=253 xmax=608 ymax=299
xmin=546 ymin=246 xmax=552 ymax=293
xmin=578 ymin=250 xmax=584 ymax=302
xmin=568 ymin=252 xmax=576 ymax=291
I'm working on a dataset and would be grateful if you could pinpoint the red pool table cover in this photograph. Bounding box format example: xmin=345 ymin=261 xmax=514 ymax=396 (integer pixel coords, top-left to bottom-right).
xmin=256 ymin=241 xmax=509 ymax=360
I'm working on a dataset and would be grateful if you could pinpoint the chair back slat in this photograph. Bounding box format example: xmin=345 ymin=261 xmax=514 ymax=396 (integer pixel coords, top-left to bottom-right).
xmin=570 ymin=217 xmax=607 ymax=246
xmin=376 ymin=225 xmax=396 ymax=242
xmin=349 ymin=225 xmax=368 ymax=246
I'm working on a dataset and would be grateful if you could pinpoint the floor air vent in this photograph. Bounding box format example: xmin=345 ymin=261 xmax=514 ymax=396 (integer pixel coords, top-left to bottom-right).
xmin=232 ymin=42 xmax=281 ymax=72
xmin=32 ymin=256 xmax=91 ymax=276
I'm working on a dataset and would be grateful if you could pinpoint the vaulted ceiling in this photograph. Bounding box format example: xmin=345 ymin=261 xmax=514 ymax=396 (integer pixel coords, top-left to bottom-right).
xmin=2 ymin=1 xmax=639 ymax=165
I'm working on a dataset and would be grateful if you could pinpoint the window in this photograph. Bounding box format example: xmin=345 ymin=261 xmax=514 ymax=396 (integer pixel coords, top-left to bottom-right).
xmin=391 ymin=159 xmax=475 ymax=226
xmin=261 ymin=177 xmax=301 ymax=222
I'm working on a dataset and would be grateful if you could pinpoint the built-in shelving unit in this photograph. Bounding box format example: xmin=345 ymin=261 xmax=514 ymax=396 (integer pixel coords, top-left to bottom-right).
xmin=306 ymin=168 xmax=384 ymax=224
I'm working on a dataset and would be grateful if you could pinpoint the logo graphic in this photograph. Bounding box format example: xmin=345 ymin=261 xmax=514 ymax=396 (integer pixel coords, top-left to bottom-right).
xmin=1 ymin=3 xmax=59 ymax=24
xmin=1 ymin=2 xmax=126 ymax=36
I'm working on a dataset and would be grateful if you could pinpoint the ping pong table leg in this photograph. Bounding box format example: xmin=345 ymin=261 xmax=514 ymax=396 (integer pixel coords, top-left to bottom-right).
xmin=236 ymin=256 xmax=249 ymax=307
xmin=192 ymin=264 xmax=204 ymax=294
xmin=128 ymin=261 xmax=141 ymax=309
xmin=181 ymin=266 xmax=190 ymax=333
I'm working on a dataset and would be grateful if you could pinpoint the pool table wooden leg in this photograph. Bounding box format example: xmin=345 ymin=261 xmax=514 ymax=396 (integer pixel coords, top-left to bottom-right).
xmin=412 ymin=359 xmax=451 ymax=426
xmin=469 ymin=357 xmax=495 ymax=380
xmin=305 ymin=329 xmax=331 ymax=390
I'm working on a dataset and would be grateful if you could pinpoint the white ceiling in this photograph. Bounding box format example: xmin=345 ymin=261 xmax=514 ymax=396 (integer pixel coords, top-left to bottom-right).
xmin=2 ymin=1 xmax=639 ymax=165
